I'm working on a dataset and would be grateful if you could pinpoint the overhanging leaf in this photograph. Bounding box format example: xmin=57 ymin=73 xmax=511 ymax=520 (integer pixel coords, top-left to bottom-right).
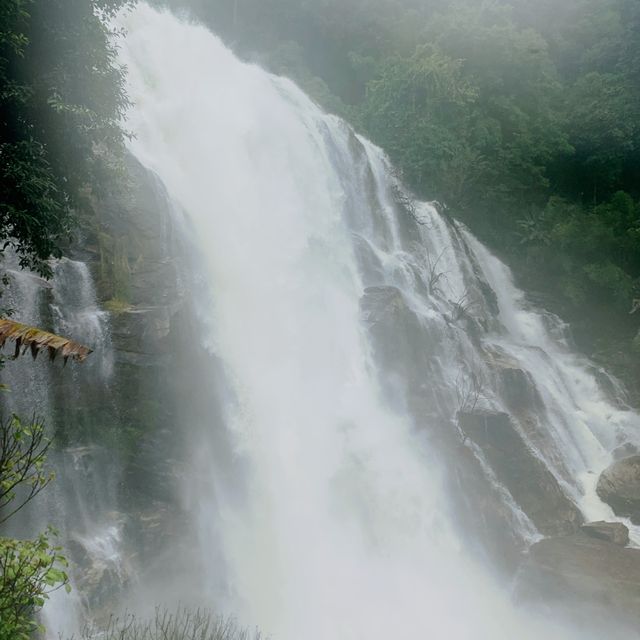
xmin=0 ymin=319 xmax=93 ymax=364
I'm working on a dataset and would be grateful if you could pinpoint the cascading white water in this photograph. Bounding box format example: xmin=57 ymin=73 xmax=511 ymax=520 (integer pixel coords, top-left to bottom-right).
xmin=117 ymin=4 xmax=640 ymax=639
xmin=463 ymin=233 xmax=640 ymax=536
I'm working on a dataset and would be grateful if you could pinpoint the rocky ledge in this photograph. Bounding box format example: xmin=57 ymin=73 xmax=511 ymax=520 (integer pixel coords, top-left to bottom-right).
xmin=458 ymin=410 xmax=583 ymax=536
xmin=515 ymin=523 xmax=640 ymax=627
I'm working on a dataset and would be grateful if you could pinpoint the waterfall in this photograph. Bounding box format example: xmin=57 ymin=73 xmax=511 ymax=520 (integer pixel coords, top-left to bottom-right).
xmin=4 ymin=2 xmax=639 ymax=638
xmin=116 ymin=5 xmax=640 ymax=639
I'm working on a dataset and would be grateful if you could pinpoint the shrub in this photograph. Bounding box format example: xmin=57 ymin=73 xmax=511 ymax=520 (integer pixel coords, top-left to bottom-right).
xmin=75 ymin=608 xmax=264 ymax=640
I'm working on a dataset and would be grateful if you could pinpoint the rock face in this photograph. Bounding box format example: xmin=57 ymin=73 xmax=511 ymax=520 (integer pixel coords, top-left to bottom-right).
xmin=458 ymin=410 xmax=582 ymax=536
xmin=596 ymin=455 xmax=640 ymax=523
xmin=485 ymin=347 xmax=541 ymax=413
xmin=360 ymin=287 xmax=534 ymax=573
xmin=51 ymin=157 xmax=192 ymax=613
xmin=360 ymin=285 xmax=427 ymax=377
xmin=612 ymin=442 xmax=639 ymax=461
xmin=516 ymin=531 xmax=640 ymax=627
xmin=581 ymin=521 xmax=629 ymax=546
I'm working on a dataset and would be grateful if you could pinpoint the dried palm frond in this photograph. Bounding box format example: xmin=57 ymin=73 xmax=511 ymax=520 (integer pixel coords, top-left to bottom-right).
xmin=0 ymin=319 xmax=92 ymax=364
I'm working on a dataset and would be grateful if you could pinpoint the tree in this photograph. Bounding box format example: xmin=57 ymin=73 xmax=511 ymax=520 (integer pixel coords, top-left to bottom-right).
xmin=361 ymin=46 xmax=478 ymax=206
xmin=0 ymin=0 xmax=133 ymax=277
xmin=0 ymin=414 xmax=69 ymax=640
xmin=516 ymin=192 xmax=640 ymax=311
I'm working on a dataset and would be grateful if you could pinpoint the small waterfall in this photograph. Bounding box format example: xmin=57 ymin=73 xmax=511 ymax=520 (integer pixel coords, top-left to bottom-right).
xmin=463 ymin=234 xmax=640 ymax=537
xmin=117 ymin=5 xmax=640 ymax=639
xmin=0 ymin=257 xmax=126 ymax=638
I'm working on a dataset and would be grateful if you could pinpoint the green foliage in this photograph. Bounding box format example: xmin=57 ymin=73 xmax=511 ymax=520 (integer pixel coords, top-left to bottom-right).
xmin=0 ymin=529 xmax=70 ymax=640
xmin=0 ymin=0 xmax=133 ymax=277
xmin=0 ymin=414 xmax=69 ymax=640
xmin=0 ymin=414 xmax=53 ymax=523
xmin=517 ymin=192 xmax=640 ymax=311
xmin=418 ymin=5 xmax=570 ymax=215
xmin=361 ymin=46 xmax=479 ymax=206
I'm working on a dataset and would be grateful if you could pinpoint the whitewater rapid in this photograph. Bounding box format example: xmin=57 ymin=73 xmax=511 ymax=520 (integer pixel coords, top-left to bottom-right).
xmin=116 ymin=5 xmax=640 ymax=639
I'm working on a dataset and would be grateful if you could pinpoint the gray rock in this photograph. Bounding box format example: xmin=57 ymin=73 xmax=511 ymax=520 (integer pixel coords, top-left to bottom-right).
xmin=596 ymin=455 xmax=640 ymax=524
xmin=360 ymin=286 xmax=407 ymax=326
xmin=484 ymin=347 xmax=540 ymax=412
xmin=581 ymin=521 xmax=629 ymax=546
xmin=458 ymin=410 xmax=582 ymax=536
xmin=109 ymin=306 xmax=175 ymax=367
xmin=612 ymin=442 xmax=639 ymax=461
xmin=360 ymin=285 xmax=432 ymax=379
xmin=516 ymin=531 xmax=640 ymax=627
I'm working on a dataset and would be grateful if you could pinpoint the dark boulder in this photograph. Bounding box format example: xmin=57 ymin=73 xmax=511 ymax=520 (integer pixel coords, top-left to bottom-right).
xmin=109 ymin=306 xmax=174 ymax=367
xmin=458 ymin=410 xmax=582 ymax=536
xmin=360 ymin=285 xmax=434 ymax=382
xmin=516 ymin=531 xmax=640 ymax=627
xmin=581 ymin=521 xmax=629 ymax=546
xmin=596 ymin=455 xmax=640 ymax=524
xmin=484 ymin=348 xmax=540 ymax=413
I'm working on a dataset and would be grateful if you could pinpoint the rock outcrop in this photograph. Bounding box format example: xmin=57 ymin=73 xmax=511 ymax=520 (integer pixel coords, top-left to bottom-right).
xmin=484 ymin=347 xmax=541 ymax=413
xmin=458 ymin=410 xmax=582 ymax=536
xmin=612 ymin=442 xmax=639 ymax=461
xmin=360 ymin=285 xmax=428 ymax=377
xmin=596 ymin=455 xmax=640 ymax=523
xmin=581 ymin=521 xmax=629 ymax=546
xmin=516 ymin=530 xmax=640 ymax=627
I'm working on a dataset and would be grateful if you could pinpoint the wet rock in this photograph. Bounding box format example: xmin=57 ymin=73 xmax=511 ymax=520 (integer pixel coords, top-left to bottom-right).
xmin=360 ymin=286 xmax=406 ymax=323
xmin=124 ymin=501 xmax=183 ymax=564
xmin=448 ymin=441 xmax=530 ymax=573
xmin=612 ymin=442 xmax=639 ymax=461
xmin=458 ymin=410 xmax=582 ymax=536
xmin=498 ymin=366 xmax=535 ymax=410
xmin=581 ymin=521 xmax=629 ymax=546
xmin=484 ymin=347 xmax=540 ymax=412
xmin=352 ymin=236 xmax=385 ymax=285
xmin=109 ymin=306 xmax=174 ymax=367
xmin=360 ymin=285 xmax=431 ymax=378
xmin=516 ymin=531 xmax=640 ymax=626
xmin=87 ymin=156 xmax=181 ymax=306
xmin=66 ymin=516 xmax=132 ymax=611
xmin=78 ymin=156 xmax=189 ymax=511
xmin=596 ymin=455 xmax=640 ymax=524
